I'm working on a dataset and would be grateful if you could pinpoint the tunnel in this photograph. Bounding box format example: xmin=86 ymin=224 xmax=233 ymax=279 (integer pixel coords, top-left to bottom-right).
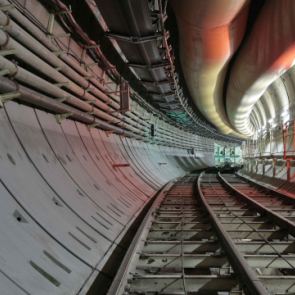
xmin=1 ymin=1 xmax=295 ymax=295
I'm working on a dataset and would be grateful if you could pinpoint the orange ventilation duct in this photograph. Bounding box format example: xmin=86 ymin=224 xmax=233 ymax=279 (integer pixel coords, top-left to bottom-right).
xmin=170 ymin=0 xmax=250 ymax=135
xmin=226 ymin=0 xmax=295 ymax=136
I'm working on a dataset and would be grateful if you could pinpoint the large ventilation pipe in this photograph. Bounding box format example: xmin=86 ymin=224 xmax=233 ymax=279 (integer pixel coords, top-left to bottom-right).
xmin=260 ymin=94 xmax=276 ymax=122
xmin=170 ymin=0 xmax=250 ymax=134
xmin=255 ymin=100 xmax=267 ymax=128
xmin=226 ymin=0 xmax=295 ymax=137
xmin=281 ymin=67 xmax=295 ymax=106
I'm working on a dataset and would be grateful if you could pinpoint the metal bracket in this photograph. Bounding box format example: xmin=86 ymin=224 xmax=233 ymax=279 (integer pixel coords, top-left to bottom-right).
xmin=55 ymin=112 xmax=73 ymax=124
xmin=150 ymin=91 xmax=176 ymax=97
xmin=47 ymin=33 xmax=71 ymax=39
xmin=84 ymin=75 xmax=95 ymax=80
xmin=53 ymin=82 xmax=69 ymax=88
xmin=52 ymin=8 xmax=72 ymax=15
xmin=105 ymin=32 xmax=164 ymax=43
xmin=105 ymin=130 xmax=116 ymax=137
xmin=47 ymin=6 xmax=72 ymax=39
xmin=85 ymin=45 xmax=100 ymax=49
xmin=108 ymin=110 xmax=121 ymax=114
xmin=0 ymin=48 xmax=16 ymax=56
xmin=138 ymin=79 xmax=173 ymax=86
xmin=0 ymin=25 xmax=12 ymax=30
xmin=87 ymin=123 xmax=100 ymax=131
xmin=53 ymin=51 xmax=67 ymax=56
xmin=86 ymin=111 xmax=98 ymax=115
xmin=107 ymin=119 xmax=115 ymax=124
xmin=0 ymin=91 xmax=21 ymax=108
xmin=55 ymin=96 xmax=71 ymax=103
xmin=55 ymin=66 xmax=66 ymax=71
xmin=81 ymin=44 xmax=100 ymax=65
xmin=127 ymin=61 xmax=170 ymax=70
xmin=0 ymin=4 xmax=14 ymax=11
xmin=0 ymin=68 xmax=17 ymax=76
xmin=106 ymin=90 xmax=128 ymax=95
xmin=104 ymin=81 xmax=117 ymax=85
xmin=84 ymin=100 xmax=96 ymax=104
xmin=84 ymin=62 xmax=98 ymax=67
xmin=119 ymin=134 xmax=128 ymax=141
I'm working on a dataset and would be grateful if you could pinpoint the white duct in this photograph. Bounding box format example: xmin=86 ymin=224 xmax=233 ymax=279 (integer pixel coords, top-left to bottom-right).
xmin=170 ymin=0 xmax=250 ymax=135
xmin=226 ymin=0 xmax=295 ymax=137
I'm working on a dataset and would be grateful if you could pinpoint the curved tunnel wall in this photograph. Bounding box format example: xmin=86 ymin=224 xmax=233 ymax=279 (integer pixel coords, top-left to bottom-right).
xmin=0 ymin=1 xmax=238 ymax=294
xmin=0 ymin=101 xmax=213 ymax=295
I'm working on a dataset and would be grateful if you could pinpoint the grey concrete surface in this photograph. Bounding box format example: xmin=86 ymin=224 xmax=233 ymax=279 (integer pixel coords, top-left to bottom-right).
xmin=0 ymin=101 xmax=212 ymax=294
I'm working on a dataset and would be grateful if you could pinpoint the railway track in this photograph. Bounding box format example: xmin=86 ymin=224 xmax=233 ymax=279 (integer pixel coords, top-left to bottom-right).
xmin=107 ymin=171 xmax=295 ymax=295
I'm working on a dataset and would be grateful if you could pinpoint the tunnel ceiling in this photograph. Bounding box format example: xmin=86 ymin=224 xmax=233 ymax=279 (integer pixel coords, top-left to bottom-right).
xmin=165 ymin=0 xmax=295 ymax=138
xmin=165 ymin=0 xmax=266 ymax=128
xmin=42 ymin=0 xmax=295 ymax=141
xmin=68 ymin=0 xmax=244 ymax=143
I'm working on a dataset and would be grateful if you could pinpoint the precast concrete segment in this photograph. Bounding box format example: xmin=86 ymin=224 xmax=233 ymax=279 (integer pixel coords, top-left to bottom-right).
xmin=74 ymin=122 xmax=148 ymax=205
xmin=101 ymin=133 xmax=155 ymax=195
xmin=146 ymin=144 xmax=185 ymax=179
xmin=5 ymin=101 xmax=126 ymax=241
xmin=170 ymin=0 xmax=250 ymax=134
xmin=200 ymin=172 xmax=295 ymax=294
xmin=0 ymin=100 xmax=214 ymax=294
xmin=96 ymin=129 xmax=151 ymax=198
xmin=113 ymin=135 xmax=160 ymax=190
xmin=121 ymin=137 xmax=164 ymax=187
xmin=0 ymin=104 xmax=112 ymax=266
xmin=35 ymin=109 xmax=131 ymax=225
xmin=226 ymin=0 xmax=295 ymax=136
xmin=0 ymin=180 xmax=93 ymax=295
xmin=125 ymin=139 xmax=168 ymax=185
xmin=159 ymin=144 xmax=212 ymax=172
xmin=129 ymin=140 xmax=171 ymax=184
xmin=97 ymin=131 xmax=156 ymax=195
xmin=130 ymin=142 xmax=172 ymax=184
xmin=62 ymin=119 xmax=146 ymax=210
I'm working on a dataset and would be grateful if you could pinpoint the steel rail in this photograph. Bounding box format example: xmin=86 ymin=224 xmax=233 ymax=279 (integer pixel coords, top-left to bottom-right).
xmin=197 ymin=172 xmax=269 ymax=295
xmin=106 ymin=173 xmax=187 ymax=295
xmin=235 ymin=171 xmax=295 ymax=206
xmin=218 ymin=172 xmax=295 ymax=237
